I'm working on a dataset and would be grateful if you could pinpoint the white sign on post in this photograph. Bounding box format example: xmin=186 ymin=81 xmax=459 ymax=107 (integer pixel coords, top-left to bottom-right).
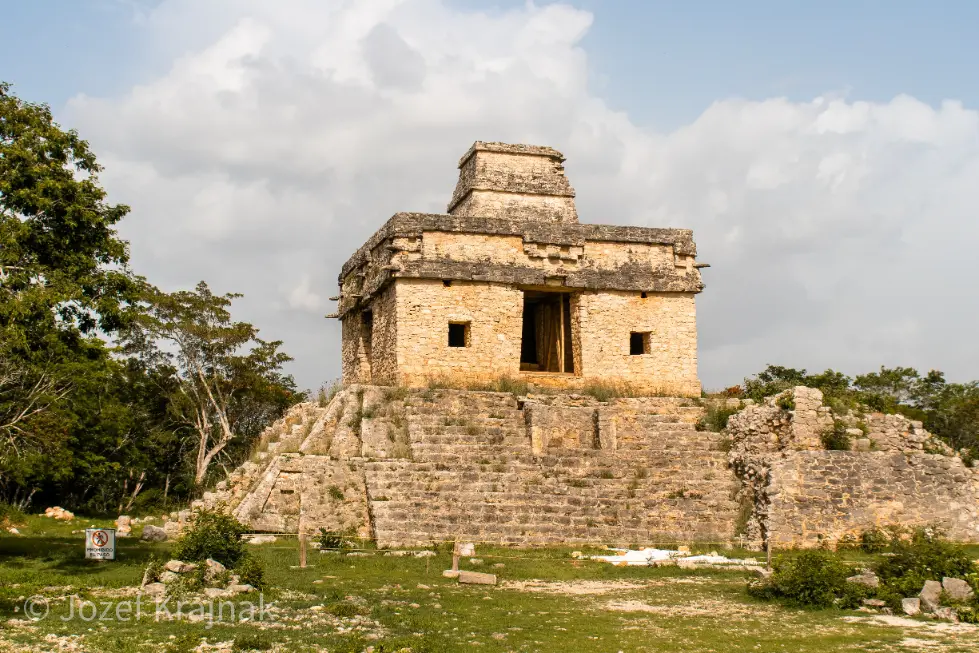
xmin=85 ymin=528 xmax=116 ymax=560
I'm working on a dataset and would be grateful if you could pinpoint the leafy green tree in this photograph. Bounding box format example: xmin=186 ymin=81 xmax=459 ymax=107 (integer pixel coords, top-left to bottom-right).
xmin=125 ymin=282 xmax=299 ymax=487
xmin=0 ymin=81 xmax=143 ymax=506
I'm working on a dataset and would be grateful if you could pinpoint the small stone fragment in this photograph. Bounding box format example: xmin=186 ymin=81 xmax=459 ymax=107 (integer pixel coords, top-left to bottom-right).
xmin=901 ymin=598 xmax=921 ymax=616
xmin=458 ymin=571 xmax=497 ymax=585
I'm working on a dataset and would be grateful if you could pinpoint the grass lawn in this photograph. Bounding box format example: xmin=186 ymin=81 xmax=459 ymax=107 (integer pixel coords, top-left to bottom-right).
xmin=2 ymin=516 xmax=977 ymax=652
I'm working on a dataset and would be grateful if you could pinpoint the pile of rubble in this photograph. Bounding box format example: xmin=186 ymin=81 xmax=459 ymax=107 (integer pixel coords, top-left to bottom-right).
xmin=140 ymin=558 xmax=256 ymax=599
xmin=847 ymin=568 xmax=976 ymax=623
xmin=42 ymin=506 xmax=74 ymax=521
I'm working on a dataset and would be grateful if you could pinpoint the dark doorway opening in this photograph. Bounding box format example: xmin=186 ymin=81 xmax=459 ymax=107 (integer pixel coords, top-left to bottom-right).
xmin=520 ymin=291 xmax=575 ymax=373
xmin=448 ymin=322 xmax=469 ymax=347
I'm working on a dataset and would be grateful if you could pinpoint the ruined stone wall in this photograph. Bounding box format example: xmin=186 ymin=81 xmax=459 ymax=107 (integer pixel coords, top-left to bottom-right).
xmin=727 ymin=386 xmax=979 ymax=548
xmin=578 ymin=290 xmax=700 ymax=396
xmin=393 ymin=278 xmax=524 ymax=386
xmin=767 ymin=452 xmax=979 ymax=547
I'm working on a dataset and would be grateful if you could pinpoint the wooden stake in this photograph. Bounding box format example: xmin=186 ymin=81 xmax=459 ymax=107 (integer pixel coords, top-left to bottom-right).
xmin=299 ymin=533 xmax=308 ymax=568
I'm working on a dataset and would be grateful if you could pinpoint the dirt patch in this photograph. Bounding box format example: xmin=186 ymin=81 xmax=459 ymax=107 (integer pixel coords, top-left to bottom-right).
xmin=501 ymin=580 xmax=647 ymax=595
xmin=604 ymin=598 xmax=780 ymax=619
xmin=501 ymin=576 xmax=719 ymax=596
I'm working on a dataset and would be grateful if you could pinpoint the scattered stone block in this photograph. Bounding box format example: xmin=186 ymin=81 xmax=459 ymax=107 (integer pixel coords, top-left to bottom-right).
xmin=204 ymin=558 xmax=226 ymax=582
xmin=902 ymin=598 xmax=921 ymax=616
xmin=164 ymin=560 xmax=196 ymax=574
xmin=140 ymin=524 xmax=167 ymax=542
xmin=932 ymin=607 xmax=959 ymax=623
xmin=225 ymin=584 xmax=255 ymax=595
xmin=919 ymin=580 xmax=942 ymax=612
xmin=846 ymin=570 xmax=880 ymax=589
xmin=142 ymin=582 xmax=165 ymax=596
xmin=942 ymin=577 xmax=975 ymax=602
xmin=458 ymin=571 xmax=497 ymax=585
xmin=159 ymin=571 xmax=180 ymax=584
xmin=862 ymin=599 xmax=887 ymax=608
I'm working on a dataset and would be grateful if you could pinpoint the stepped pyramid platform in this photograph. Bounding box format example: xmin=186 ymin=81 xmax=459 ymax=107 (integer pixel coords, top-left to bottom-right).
xmin=183 ymin=386 xmax=739 ymax=548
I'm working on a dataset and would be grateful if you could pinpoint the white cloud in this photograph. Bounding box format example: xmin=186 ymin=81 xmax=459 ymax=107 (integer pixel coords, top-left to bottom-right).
xmin=64 ymin=0 xmax=979 ymax=390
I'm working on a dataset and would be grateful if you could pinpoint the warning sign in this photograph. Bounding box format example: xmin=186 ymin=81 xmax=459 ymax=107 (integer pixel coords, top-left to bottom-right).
xmin=85 ymin=528 xmax=116 ymax=560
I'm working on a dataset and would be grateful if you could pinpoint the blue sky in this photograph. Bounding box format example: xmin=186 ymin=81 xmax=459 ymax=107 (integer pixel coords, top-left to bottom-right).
xmin=2 ymin=1 xmax=978 ymax=389
xmin=5 ymin=1 xmax=978 ymax=126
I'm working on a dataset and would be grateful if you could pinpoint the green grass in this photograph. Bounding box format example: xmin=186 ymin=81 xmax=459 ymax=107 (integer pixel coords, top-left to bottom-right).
xmin=3 ymin=519 xmax=979 ymax=652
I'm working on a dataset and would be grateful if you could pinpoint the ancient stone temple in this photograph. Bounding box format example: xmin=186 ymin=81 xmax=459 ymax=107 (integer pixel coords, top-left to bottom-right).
xmin=332 ymin=142 xmax=707 ymax=397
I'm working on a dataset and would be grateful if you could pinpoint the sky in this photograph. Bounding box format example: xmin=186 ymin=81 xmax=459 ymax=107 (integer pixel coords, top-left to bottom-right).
xmin=2 ymin=0 xmax=978 ymax=391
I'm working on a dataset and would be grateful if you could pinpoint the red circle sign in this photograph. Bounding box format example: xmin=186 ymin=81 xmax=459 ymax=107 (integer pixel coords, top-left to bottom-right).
xmin=92 ymin=531 xmax=108 ymax=547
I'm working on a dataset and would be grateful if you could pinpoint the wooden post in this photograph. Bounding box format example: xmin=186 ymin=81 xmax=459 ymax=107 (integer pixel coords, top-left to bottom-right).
xmin=766 ymin=539 xmax=772 ymax=570
xmin=299 ymin=533 xmax=308 ymax=568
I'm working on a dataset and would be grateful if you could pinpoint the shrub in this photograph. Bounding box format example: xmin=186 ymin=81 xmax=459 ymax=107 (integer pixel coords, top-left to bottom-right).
xmin=171 ymin=508 xmax=247 ymax=568
xmin=235 ymin=553 xmax=266 ymax=590
xmin=317 ymin=528 xmax=345 ymax=550
xmin=0 ymin=502 xmax=26 ymax=526
xmin=875 ymin=527 xmax=976 ymax=587
xmin=232 ymin=632 xmax=274 ymax=652
xmin=860 ymin=528 xmax=891 ymax=553
xmin=696 ymin=404 xmax=738 ymax=432
xmin=748 ymin=550 xmax=851 ymax=607
xmin=821 ymin=420 xmax=852 ymax=451
xmin=776 ymin=394 xmax=796 ymax=411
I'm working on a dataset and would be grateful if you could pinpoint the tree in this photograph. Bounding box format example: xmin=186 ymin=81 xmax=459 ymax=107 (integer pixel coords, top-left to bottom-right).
xmin=126 ymin=282 xmax=298 ymax=487
xmin=0 ymin=82 xmax=147 ymax=506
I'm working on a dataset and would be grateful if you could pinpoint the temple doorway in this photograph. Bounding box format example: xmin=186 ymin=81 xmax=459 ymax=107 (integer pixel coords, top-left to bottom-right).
xmin=519 ymin=291 xmax=575 ymax=373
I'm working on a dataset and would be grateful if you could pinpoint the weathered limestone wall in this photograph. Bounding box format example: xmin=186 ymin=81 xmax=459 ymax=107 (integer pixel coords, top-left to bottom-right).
xmin=393 ymin=278 xmax=524 ymax=386
xmin=727 ymin=386 xmax=979 ymax=548
xmin=767 ymin=452 xmax=979 ymax=547
xmin=578 ymin=290 xmax=700 ymax=396
xmin=368 ymin=285 xmax=398 ymax=385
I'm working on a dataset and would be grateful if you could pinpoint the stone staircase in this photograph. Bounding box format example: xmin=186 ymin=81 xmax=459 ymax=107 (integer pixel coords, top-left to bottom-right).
xmin=365 ymin=390 xmax=738 ymax=547
xmin=172 ymin=387 xmax=740 ymax=547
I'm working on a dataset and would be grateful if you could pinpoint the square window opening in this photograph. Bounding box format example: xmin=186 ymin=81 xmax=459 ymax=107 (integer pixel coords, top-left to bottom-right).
xmin=630 ymin=332 xmax=650 ymax=356
xmin=448 ymin=322 xmax=470 ymax=348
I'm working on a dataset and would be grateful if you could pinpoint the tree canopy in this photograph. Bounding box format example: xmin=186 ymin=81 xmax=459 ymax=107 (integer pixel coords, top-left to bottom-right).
xmin=0 ymin=82 xmax=300 ymax=512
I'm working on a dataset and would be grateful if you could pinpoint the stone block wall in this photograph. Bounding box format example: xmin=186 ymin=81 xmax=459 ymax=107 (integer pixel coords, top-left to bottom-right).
xmin=577 ymin=290 xmax=700 ymax=396
xmin=393 ymin=278 xmax=524 ymax=385
xmin=727 ymin=386 xmax=979 ymax=548
xmin=767 ymin=452 xmax=979 ymax=547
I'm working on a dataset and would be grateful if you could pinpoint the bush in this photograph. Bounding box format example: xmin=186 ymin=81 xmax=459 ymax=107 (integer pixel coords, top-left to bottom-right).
xmin=317 ymin=528 xmax=345 ymax=550
xmin=0 ymin=502 xmax=26 ymax=526
xmin=860 ymin=528 xmax=891 ymax=553
xmin=748 ymin=550 xmax=851 ymax=607
xmin=696 ymin=403 xmax=738 ymax=432
xmin=776 ymin=394 xmax=796 ymax=411
xmin=171 ymin=508 xmax=247 ymax=568
xmin=875 ymin=528 xmax=976 ymax=587
xmin=232 ymin=632 xmax=274 ymax=652
xmin=235 ymin=553 xmax=265 ymax=590
xmin=821 ymin=420 xmax=852 ymax=451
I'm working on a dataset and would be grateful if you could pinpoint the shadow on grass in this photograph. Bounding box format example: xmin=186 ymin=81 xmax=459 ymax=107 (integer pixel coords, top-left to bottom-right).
xmin=1 ymin=536 xmax=169 ymax=571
